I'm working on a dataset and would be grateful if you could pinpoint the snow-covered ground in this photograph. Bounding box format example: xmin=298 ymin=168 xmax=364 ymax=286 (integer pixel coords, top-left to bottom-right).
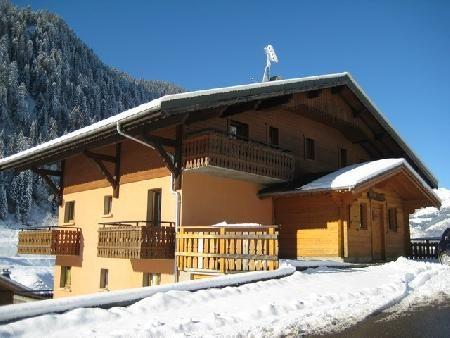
xmin=0 ymin=258 xmax=448 ymax=337
xmin=410 ymin=188 xmax=450 ymax=238
xmin=0 ymin=206 xmax=56 ymax=290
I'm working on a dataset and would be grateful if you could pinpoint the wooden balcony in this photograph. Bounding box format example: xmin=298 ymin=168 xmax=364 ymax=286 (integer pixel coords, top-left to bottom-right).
xmin=176 ymin=225 xmax=279 ymax=273
xmin=183 ymin=131 xmax=295 ymax=183
xmin=17 ymin=227 xmax=81 ymax=256
xmin=97 ymin=221 xmax=175 ymax=259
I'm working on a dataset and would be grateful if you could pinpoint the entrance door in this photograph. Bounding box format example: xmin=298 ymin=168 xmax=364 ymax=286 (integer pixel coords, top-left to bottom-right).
xmin=371 ymin=203 xmax=386 ymax=261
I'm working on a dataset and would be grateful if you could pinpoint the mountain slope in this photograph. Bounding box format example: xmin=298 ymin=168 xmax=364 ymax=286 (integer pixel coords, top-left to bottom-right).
xmin=0 ymin=1 xmax=182 ymax=223
xmin=409 ymin=188 xmax=450 ymax=238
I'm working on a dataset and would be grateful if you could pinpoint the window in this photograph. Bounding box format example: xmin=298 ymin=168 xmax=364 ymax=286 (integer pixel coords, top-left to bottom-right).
xmin=60 ymin=266 xmax=71 ymax=288
xmin=147 ymin=189 xmax=162 ymax=226
xmin=268 ymin=126 xmax=279 ymax=147
xmin=228 ymin=120 xmax=249 ymax=141
xmin=100 ymin=268 xmax=109 ymax=289
xmin=104 ymin=195 xmax=112 ymax=215
xmin=339 ymin=148 xmax=348 ymax=168
xmin=64 ymin=201 xmax=75 ymax=223
xmin=143 ymin=272 xmax=161 ymax=287
xmin=305 ymin=137 xmax=315 ymax=160
xmin=388 ymin=208 xmax=398 ymax=231
xmin=359 ymin=203 xmax=368 ymax=229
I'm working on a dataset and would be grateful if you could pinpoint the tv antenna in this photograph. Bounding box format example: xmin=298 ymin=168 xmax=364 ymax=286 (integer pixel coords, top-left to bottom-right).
xmin=262 ymin=44 xmax=279 ymax=82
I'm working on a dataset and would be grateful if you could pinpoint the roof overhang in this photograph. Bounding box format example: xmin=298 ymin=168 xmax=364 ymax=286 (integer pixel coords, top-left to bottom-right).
xmin=261 ymin=160 xmax=441 ymax=210
xmin=0 ymin=72 xmax=438 ymax=188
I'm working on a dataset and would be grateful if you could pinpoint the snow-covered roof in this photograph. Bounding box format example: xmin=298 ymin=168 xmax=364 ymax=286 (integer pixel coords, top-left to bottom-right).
xmin=0 ymin=72 xmax=438 ymax=188
xmin=264 ymin=158 xmax=440 ymax=205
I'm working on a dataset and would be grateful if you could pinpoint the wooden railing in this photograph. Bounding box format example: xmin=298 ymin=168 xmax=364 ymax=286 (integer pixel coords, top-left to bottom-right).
xmin=97 ymin=221 xmax=175 ymax=259
xmin=17 ymin=227 xmax=81 ymax=256
xmin=409 ymin=238 xmax=440 ymax=259
xmin=183 ymin=131 xmax=294 ymax=181
xmin=176 ymin=225 xmax=279 ymax=273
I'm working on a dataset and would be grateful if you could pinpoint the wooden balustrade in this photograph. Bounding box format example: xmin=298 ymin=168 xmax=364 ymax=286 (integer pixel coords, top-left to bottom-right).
xmin=17 ymin=227 xmax=81 ymax=256
xmin=176 ymin=225 xmax=279 ymax=273
xmin=183 ymin=132 xmax=294 ymax=182
xmin=409 ymin=238 xmax=440 ymax=259
xmin=97 ymin=221 xmax=175 ymax=259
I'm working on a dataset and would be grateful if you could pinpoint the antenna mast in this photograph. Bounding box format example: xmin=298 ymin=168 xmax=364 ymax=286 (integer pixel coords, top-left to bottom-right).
xmin=262 ymin=44 xmax=279 ymax=82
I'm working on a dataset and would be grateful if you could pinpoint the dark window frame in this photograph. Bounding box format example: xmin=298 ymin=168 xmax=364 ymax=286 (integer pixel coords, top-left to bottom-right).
xmin=228 ymin=120 xmax=249 ymax=141
xmin=100 ymin=268 xmax=109 ymax=289
xmin=60 ymin=266 xmax=71 ymax=288
xmin=103 ymin=195 xmax=113 ymax=215
xmin=147 ymin=189 xmax=162 ymax=226
xmin=339 ymin=148 xmax=348 ymax=168
xmin=359 ymin=203 xmax=368 ymax=230
xmin=268 ymin=126 xmax=279 ymax=147
xmin=305 ymin=137 xmax=315 ymax=160
xmin=64 ymin=201 xmax=75 ymax=223
xmin=388 ymin=208 xmax=398 ymax=232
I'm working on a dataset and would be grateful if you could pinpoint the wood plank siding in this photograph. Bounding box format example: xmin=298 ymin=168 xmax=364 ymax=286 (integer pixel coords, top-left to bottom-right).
xmin=274 ymin=194 xmax=341 ymax=258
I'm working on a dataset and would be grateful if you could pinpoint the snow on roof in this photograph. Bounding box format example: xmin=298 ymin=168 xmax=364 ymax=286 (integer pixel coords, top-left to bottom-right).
xmin=0 ymin=73 xmax=347 ymax=169
xmin=297 ymin=158 xmax=439 ymax=201
xmin=0 ymin=72 xmax=438 ymax=188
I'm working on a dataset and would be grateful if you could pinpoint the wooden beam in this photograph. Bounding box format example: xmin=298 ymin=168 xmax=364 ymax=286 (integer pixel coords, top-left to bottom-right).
xmin=173 ymin=125 xmax=183 ymax=190
xmin=255 ymin=94 xmax=293 ymax=110
xmin=330 ymin=86 xmax=345 ymax=95
xmin=83 ymin=150 xmax=116 ymax=163
xmin=32 ymin=168 xmax=62 ymax=177
xmin=113 ymin=143 xmax=121 ymax=198
xmin=83 ymin=145 xmax=121 ymax=198
xmin=306 ymin=90 xmax=322 ymax=99
xmin=141 ymin=134 xmax=177 ymax=174
xmin=141 ymin=134 xmax=177 ymax=148
xmin=32 ymin=163 xmax=65 ymax=205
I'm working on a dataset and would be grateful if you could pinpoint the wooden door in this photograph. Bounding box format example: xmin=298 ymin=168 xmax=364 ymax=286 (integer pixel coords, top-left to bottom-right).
xmin=371 ymin=203 xmax=386 ymax=261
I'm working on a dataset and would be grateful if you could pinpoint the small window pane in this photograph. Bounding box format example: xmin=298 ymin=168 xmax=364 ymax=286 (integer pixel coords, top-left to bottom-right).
xmin=305 ymin=138 xmax=315 ymax=160
xmin=147 ymin=190 xmax=162 ymax=226
xmin=340 ymin=148 xmax=348 ymax=168
xmin=269 ymin=126 xmax=279 ymax=147
xmin=64 ymin=201 xmax=75 ymax=223
xmin=228 ymin=120 xmax=249 ymax=141
xmin=100 ymin=268 xmax=108 ymax=289
xmin=388 ymin=208 xmax=398 ymax=231
xmin=360 ymin=203 xmax=368 ymax=229
xmin=60 ymin=266 xmax=71 ymax=288
xmin=104 ymin=195 xmax=112 ymax=215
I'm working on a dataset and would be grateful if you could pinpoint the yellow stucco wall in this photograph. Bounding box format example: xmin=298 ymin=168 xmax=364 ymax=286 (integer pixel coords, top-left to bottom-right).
xmin=181 ymin=172 xmax=273 ymax=227
xmin=54 ymin=176 xmax=177 ymax=298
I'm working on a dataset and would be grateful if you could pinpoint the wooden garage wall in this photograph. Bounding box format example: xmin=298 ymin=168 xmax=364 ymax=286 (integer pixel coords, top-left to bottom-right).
xmin=347 ymin=188 xmax=408 ymax=261
xmin=274 ymin=194 xmax=341 ymax=258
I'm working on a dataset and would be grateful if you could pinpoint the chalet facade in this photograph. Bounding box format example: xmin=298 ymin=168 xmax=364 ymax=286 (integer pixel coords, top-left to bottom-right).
xmin=0 ymin=73 xmax=440 ymax=297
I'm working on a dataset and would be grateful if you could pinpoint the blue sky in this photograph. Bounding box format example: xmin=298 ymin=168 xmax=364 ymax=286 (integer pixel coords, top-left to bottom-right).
xmin=13 ymin=0 xmax=450 ymax=188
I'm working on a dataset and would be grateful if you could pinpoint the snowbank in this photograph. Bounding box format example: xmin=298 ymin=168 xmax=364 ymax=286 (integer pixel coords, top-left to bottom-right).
xmin=0 ymin=206 xmax=56 ymax=290
xmin=0 ymin=265 xmax=295 ymax=324
xmin=410 ymin=188 xmax=450 ymax=238
xmin=0 ymin=259 xmax=448 ymax=337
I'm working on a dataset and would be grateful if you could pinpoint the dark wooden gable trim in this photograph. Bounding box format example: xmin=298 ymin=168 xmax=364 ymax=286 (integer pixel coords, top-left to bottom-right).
xmin=32 ymin=160 xmax=65 ymax=205
xmin=83 ymin=143 xmax=122 ymax=198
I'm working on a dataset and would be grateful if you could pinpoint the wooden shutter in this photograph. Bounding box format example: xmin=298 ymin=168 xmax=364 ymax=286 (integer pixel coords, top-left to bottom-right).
xmin=349 ymin=203 xmax=360 ymax=228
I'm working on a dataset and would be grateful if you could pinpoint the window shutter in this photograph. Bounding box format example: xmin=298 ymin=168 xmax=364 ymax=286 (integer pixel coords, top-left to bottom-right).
xmin=349 ymin=203 xmax=360 ymax=228
xmin=147 ymin=190 xmax=154 ymax=224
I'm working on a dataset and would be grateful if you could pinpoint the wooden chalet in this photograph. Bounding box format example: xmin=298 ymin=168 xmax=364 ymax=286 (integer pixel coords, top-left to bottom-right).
xmin=0 ymin=72 xmax=440 ymax=297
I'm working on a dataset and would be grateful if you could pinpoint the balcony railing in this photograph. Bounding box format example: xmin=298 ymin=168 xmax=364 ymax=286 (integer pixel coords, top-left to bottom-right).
xmin=176 ymin=225 xmax=279 ymax=273
xmin=183 ymin=131 xmax=295 ymax=182
xmin=97 ymin=221 xmax=175 ymax=259
xmin=17 ymin=227 xmax=81 ymax=256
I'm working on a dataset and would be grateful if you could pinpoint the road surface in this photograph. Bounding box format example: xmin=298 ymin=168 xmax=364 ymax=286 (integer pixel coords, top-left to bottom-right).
xmin=313 ymin=301 xmax=450 ymax=338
